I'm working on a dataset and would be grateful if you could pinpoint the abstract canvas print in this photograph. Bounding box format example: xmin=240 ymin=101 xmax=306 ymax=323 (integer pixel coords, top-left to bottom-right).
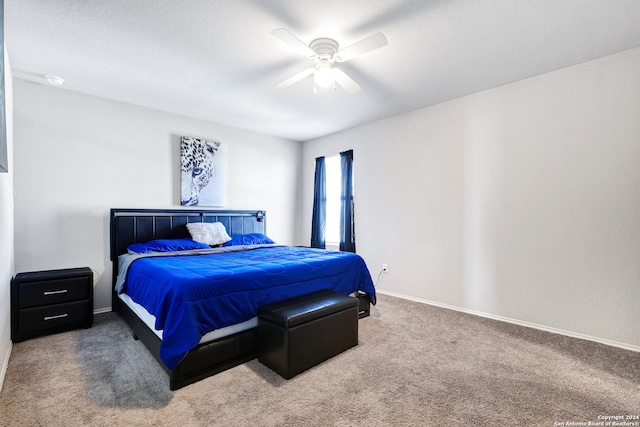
xmin=180 ymin=136 xmax=226 ymax=206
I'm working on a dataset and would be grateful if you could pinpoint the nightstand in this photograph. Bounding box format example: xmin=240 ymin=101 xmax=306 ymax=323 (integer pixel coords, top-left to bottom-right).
xmin=11 ymin=267 xmax=93 ymax=342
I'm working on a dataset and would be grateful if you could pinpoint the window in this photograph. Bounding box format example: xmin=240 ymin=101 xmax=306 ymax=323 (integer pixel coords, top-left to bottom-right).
xmin=325 ymin=155 xmax=341 ymax=245
xmin=311 ymin=150 xmax=355 ymax=252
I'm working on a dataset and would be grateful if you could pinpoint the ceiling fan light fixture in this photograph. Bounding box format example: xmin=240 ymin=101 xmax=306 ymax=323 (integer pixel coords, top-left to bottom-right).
xmin=314 ymin=61 xmax=335 ymax=88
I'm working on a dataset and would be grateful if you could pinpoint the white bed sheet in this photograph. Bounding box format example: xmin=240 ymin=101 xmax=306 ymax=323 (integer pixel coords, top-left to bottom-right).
xmin=118 ymin=292 xmax=258 ymax=344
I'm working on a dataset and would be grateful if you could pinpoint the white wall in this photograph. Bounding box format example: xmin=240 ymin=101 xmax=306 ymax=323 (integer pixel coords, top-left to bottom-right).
xmin=302 ymin=48 xmax=640 ymax=349
xmin=9 ymin=47 xmax=640 ymax=351
xmin=13 ymin=81 xmax=301 ymax=312
xmin=0 ymin=47 xmax=15 ymax=390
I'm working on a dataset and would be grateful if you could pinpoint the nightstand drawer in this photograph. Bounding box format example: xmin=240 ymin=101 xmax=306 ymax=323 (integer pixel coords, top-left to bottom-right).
xmin=17 ymin=300 xmax=91 ymax=336
xmin=18 ymin=276 xmax=90 ymax=308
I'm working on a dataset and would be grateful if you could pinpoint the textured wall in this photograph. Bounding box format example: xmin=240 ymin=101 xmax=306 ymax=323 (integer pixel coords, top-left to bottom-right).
xmin=0 ymin=47 xmax=15 ymax=390
xmin=302 ymin=48 xmax=640 ymax=349
xmin=12 ymin=81 xmax=301 ymax=312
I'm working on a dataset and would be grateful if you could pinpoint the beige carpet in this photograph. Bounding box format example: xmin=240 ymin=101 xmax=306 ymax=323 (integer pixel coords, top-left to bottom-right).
xmin=1 ymin=294 xmax=638 ymax=426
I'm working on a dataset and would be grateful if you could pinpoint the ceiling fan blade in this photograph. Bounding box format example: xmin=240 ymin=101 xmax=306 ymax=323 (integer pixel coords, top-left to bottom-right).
xmin=335 ymin=32 xmax=388 ymax=62
xmin=271 ymin=28 xmax=315 ymax=57
xmin=333 ymin=68 xmax=361 ymax=94
xmin=275 ymin=67 xmax=315 ymax=89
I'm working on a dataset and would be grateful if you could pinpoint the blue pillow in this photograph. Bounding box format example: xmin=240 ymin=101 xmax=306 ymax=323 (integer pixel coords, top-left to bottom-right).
xmin=128 ymin=238 xmax=210 ymax=254
xmin=223 ymin=233 xmax=275 ymax=247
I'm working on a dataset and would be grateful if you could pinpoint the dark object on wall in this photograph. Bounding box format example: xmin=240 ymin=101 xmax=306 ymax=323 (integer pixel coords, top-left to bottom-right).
xmin=0 ymin=0 xmax=7 ymax=173
xmin=11 ymin=267 xmax=94 ymax=342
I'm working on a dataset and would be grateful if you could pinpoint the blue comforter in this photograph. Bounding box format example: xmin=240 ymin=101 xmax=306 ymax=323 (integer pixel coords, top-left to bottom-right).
xmin=119 ymin=245 xmax=376 ymax=369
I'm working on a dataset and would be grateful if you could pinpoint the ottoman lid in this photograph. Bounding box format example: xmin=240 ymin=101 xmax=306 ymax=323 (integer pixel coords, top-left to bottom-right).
xmin=258 ymin=290 xmax=358 ymax=328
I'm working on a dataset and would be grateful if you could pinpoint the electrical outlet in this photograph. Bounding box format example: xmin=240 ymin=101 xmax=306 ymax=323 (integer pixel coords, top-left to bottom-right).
xmin=382 ymin=263 xmax=388 ymax=273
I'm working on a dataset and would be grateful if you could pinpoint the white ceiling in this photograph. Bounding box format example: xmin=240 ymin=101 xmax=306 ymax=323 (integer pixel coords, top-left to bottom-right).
xmin=5 ymin=1 xmax=640 ymax=142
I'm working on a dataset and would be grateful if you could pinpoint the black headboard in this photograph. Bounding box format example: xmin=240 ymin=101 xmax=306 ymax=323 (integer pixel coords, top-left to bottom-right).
xmin=110 ymin=208 xmax=266 ymax=261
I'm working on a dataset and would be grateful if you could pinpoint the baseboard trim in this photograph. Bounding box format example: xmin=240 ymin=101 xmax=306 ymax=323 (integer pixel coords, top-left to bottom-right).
xmin=0 ymin=341 xmax=12 ymax=393
xmin=93 ymin=307 xmax=111 ymax=315
xmin=377 ymin=290 xmax=640 ymax=353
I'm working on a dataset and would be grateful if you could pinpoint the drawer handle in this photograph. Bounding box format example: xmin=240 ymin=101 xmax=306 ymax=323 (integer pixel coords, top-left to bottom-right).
xmin=43 ymin=290 xmax=68 ymax=296
xmin=44 ymin=313 xmax=68 ymax=321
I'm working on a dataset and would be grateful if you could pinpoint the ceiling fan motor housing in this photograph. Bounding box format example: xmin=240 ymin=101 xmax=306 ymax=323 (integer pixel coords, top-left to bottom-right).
xmin=310 ymin=38 xmax=339 ymax=64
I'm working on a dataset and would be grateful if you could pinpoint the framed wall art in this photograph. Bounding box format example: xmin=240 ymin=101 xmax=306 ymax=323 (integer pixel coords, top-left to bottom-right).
xmin=180 ymin=136 xmax=227 ymax=206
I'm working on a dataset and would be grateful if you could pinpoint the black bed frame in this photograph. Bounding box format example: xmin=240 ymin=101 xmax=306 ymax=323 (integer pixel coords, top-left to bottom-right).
xmin=110 ymin=208 xmax=267 ymax=390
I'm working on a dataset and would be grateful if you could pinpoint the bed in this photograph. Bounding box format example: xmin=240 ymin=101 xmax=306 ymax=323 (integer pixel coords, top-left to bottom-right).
xmin=110 ymin=208 xmax=376 ymax=389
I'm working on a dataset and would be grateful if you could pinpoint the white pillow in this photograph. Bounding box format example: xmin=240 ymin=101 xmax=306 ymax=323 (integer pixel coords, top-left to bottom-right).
xmin=186 ymin=222 xmax=232 ymax=246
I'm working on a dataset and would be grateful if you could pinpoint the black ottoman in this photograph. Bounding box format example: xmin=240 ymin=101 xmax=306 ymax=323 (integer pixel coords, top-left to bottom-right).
xmin=258 ymin=290 xmax=359 ymax=379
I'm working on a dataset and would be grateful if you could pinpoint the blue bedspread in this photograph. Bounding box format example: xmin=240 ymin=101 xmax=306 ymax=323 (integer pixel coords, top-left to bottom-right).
xmin=119 ymin=246 xmax=376 ymax=369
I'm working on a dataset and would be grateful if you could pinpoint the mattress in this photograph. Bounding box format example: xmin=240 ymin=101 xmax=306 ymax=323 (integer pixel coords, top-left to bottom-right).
xmin=117 ymin=292 xmax=258 ymax=344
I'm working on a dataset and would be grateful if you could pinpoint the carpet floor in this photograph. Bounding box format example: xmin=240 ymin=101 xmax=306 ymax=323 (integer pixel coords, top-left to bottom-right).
xmin=1 ymin=293 xmax=638 ymax=426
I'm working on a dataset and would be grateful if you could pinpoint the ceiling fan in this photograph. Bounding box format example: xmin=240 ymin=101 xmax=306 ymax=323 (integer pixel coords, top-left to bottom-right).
xmin=271 ymin=28 xmax=388 ymax=94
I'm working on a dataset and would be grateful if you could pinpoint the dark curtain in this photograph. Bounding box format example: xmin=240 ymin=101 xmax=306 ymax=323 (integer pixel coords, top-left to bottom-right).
xmin=310 ymin=156 xmax=326 ymax=249
xmin=339 ymin=150 xmax=356 ymax=252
